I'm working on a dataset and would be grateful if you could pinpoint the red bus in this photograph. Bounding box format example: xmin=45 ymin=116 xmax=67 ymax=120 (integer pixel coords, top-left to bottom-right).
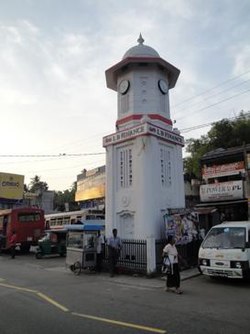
xmin=0 ymin=207 xmax=45 ymax=252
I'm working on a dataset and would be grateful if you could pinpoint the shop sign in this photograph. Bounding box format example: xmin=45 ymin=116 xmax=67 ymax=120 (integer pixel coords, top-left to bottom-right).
xmin=202 ymin=161 xmax=245 ymax=179
xmin=103 ymin=122 xmax=184 ymax=147
xmin=0 ymin=172 xmax=24 ymax=200
xmin=200 ymin=180 xmax=243 ymax=202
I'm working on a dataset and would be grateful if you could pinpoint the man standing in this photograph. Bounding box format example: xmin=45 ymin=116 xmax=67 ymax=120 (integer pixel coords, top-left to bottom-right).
xmin=107 ymin=228 xmax=122 ymax=277
xmin=9 ymin=231 xmax=17 ymax=259
xmin=95 ymin=230 xmax=105 ymax=273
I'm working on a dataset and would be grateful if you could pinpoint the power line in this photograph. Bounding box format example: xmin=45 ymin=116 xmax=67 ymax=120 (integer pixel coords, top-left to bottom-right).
xmin=0 ymin=152 xmax=105 ymax=158
xmin=174 ymin=78 xmax=250 ymax=113
xmin=179 ymin=115 xmax=243 ymax=133
xmin=173 ymin=69 xmax=250 ymax=108
xmin=176 ymin=88 xmax=250 ymax=121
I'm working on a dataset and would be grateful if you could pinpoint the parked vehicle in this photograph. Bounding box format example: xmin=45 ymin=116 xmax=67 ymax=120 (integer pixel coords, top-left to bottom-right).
xmin=198 ymin=221 xmax=250 ymax=279
xmin=45 ymin=209 xmax=105 ymax=230
xmin=0 ymin=207 xmax=45 ymax=252
xmin=35 ymin=229 xmax=67 ymax=259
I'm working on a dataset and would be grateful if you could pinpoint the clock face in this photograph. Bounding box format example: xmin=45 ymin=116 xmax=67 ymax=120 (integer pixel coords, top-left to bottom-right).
xmin=119 ymin=79 xmax=130 ymax=95
xmin=158 ymin=79 xmax=168 ymax=94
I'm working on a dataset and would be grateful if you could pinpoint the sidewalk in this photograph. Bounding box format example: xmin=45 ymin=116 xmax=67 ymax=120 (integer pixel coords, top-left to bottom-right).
xmin=99 ymin=267 xmax=201 ymax=289
xmin=180 ymin=266 xmax=201 ymax=281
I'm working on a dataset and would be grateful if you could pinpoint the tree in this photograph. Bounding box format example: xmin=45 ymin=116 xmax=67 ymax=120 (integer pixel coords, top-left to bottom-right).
xmin=53 ymin=182 xmax=79 ymax=212
xmin=184 ymin=111 xmax=250 ymax=178
xmin=29 ymin=175 xmax=49 ymax=193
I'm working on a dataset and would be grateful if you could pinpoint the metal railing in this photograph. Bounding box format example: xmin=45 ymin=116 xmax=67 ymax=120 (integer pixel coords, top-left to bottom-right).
xmin=102 ymin=238 xmax=201 ymax=275
xmin=103 ymin=239 xmax=147 ymax=274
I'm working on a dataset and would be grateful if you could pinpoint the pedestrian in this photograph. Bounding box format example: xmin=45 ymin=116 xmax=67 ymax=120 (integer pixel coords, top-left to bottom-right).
xmin=162 ymin=235 xmax=183 ymax=294
xmin=9 ymin=230 xmax=17 ymax=259
xmin=107 ymin=228 xmax=122 ymax=277
xmin=95 ymin=230 xmax=105 ymax=273
xmin=0 ymin=231 xmax=3 ymax=254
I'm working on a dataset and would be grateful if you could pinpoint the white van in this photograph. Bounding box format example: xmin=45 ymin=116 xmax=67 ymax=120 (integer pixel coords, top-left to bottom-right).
xmin=198 ymin=221 xmax=250 ymax=279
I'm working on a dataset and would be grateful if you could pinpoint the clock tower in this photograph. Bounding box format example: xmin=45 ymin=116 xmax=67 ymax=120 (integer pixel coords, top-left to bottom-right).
xmin=103 ymin=35 xmax=185 ymax=244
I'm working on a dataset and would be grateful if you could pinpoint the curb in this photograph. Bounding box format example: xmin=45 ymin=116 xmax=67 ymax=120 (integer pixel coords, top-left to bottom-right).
xmin=181 ymin=272 xmax=201 ymax=281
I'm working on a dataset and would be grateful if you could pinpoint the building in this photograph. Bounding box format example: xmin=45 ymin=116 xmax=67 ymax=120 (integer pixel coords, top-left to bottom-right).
xmin=197 ymin=145 xmax=250 ymax=222
xmin=23 ymin=190 xmax=55 ymax=214
xmin=103 ymin=34 xmax=185 ymax=242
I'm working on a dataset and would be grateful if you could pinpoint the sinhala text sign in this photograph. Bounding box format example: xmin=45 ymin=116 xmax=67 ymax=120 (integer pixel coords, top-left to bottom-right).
xmin=0 ymin=172 xmax=24 ymax=200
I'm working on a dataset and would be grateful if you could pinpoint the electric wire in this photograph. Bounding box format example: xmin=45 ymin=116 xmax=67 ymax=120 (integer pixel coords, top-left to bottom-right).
xmin=176 ymin=88 xmax=250 ymax=121
xmin=173 ymin=69 xmax=250 ymax=108
xmin=173 ymin=78 xmax=250 ymax=113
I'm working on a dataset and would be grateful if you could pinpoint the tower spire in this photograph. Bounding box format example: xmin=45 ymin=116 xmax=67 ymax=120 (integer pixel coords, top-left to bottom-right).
xmin=137 ymin=33 xmax=144 ymax=45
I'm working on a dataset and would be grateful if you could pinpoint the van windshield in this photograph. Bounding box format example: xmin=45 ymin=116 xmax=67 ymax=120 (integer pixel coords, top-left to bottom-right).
xmin=202 ymin=227 xmax=246 ymax=249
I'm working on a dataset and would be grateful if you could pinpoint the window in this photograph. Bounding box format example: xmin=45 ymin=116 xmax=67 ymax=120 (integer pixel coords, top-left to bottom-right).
xmin=160 ymin=145 xmax=172 ymax=187
xmin=202 ymin=227 xmax=246 ymax=249
xmin=18 ymin=213 xmax=41 ymax=222
xmin=121 ymin=94 xmax=129 ymax=114
xmin=67 ymin=232 xmax=83 ymax=249
xmin=118 ymin=147 xmax=133 ymax=188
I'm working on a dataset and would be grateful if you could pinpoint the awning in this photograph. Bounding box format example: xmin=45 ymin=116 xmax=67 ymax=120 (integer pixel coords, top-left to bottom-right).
xmin=196 ymin=199 xmax=248 ymax=207
xmin=194 ymin=207 xmax=217 ymax=214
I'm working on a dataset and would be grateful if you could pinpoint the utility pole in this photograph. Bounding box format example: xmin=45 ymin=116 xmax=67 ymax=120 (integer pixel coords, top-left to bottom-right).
xmin=243 ymin=142 xmax=250 ymax=220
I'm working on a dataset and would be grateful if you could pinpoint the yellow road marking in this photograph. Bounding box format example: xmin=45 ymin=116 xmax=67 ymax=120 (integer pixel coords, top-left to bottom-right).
xmin=0 ymin=282 xmax=68 ymax=312
xmin=72 ymin=312 xmax=166 ymax=334
xmin=37 ymin=292 xmax=69 ymax=312
xmin=0 ymin=282 xmax=37 ymax=293
xmin=0 ymin=282 xmax=165 ymax=333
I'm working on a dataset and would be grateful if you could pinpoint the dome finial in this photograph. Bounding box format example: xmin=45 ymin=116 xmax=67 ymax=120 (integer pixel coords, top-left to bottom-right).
xmin=137 ymin=33 xmax=144 ymax=45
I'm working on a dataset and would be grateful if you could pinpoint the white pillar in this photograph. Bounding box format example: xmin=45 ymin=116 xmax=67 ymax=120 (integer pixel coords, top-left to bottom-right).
xmin=146 ymin=237 xmax=156 ymax=275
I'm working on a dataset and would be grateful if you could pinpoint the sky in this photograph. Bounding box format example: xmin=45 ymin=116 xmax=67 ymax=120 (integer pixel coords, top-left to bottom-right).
xmin=0 ymin=0 xmax=250 ymax=191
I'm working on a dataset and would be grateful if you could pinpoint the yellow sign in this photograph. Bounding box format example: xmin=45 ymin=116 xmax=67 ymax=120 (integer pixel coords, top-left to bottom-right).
xmin=75 ymin=174 xmax=105 ymax=202
xmin=0 ymin=172 xmax=24 ymax=200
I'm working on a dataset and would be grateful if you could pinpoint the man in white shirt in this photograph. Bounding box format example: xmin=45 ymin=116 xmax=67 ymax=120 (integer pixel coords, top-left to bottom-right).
xmin=107 ymin=228 xmax=122 ymax=277
xmin=96 ymin=230 xmax=105 ymax=273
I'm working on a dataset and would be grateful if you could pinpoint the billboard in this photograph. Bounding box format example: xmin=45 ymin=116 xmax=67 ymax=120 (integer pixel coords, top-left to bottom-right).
xmin=0 ymin=172 xmax=24 ymax=200
xmin=202 ymin=161 xmax=245 ymax=179
xmin=75 ymin=173 xmax=105 ymax=201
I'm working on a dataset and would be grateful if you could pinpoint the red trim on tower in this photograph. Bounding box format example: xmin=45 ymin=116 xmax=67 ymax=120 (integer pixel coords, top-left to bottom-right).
xmin=116 ymin=114 xmax=173 ymax=126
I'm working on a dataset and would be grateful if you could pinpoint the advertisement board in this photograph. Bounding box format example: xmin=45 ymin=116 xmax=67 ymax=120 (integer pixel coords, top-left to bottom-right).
xmin=202 ymin=161 xmax=245 ymax=179
xmin=200 ymin=180 xmax=243 ymax=202
xmin=75 ymin=173 xmax=105 ymax=201
xmin=0 ymin=172 xmax=24 ymax=200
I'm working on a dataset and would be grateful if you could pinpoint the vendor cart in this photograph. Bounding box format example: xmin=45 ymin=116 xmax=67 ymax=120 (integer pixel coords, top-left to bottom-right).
xmin=65 ymin=224 xmax=104 ymax=275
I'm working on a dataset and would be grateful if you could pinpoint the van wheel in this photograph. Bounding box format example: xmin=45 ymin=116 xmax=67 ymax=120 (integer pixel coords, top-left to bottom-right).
xmin=73 ymin=261 xmax=81 ymax=275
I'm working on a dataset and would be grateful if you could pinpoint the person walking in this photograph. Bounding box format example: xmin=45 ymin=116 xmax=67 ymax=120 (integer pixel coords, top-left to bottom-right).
xmin=0 ymin=231 xmax=4 ymax=254
xmin=9 ymin=230 xmax=17 ymax=259
xmin=95 ymin=230 xmax=105 ymax=273
xmin=107 ymin=228 xmax=122 ymax=277
xmin=162 ymin=235 xmax=183 ymax=294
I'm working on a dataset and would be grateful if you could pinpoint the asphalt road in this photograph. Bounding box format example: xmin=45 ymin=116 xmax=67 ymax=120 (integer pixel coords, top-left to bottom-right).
xmin=0 ymin=252 xmax=250 ymax=334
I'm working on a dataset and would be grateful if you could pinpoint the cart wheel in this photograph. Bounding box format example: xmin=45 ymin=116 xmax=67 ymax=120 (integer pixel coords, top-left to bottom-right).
xmin=73 ymin=261 xmax=81 ymax=275
xmin=35 ymin=252 xmax=42 ymax=259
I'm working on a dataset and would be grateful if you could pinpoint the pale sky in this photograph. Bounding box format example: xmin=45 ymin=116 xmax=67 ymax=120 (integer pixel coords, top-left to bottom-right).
xmin=0 ymin=0 xmax=249 ymax=191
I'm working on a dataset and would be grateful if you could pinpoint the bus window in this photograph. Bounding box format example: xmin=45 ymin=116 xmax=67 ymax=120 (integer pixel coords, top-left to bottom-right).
xmin=18 ymin=213 xmax=41 ymax=222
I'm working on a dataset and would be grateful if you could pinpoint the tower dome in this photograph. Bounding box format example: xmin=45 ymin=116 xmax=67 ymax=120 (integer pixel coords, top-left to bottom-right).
xmin=123 ymin=34 xmax=160 ymax=59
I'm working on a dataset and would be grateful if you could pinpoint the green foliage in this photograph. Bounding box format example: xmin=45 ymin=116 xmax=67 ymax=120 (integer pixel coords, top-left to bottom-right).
xmin=53 ymin=182 xmax=79 ymax=212
xmin=28 ymin=175 xmax=48 ymax=193
xmin=184 ymin=111 xmax=250 ymax=178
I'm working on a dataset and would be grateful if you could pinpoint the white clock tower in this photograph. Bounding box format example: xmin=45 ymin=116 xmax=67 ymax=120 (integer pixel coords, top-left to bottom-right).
xmin=103 ymin=35 xmax=185 ymax=242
